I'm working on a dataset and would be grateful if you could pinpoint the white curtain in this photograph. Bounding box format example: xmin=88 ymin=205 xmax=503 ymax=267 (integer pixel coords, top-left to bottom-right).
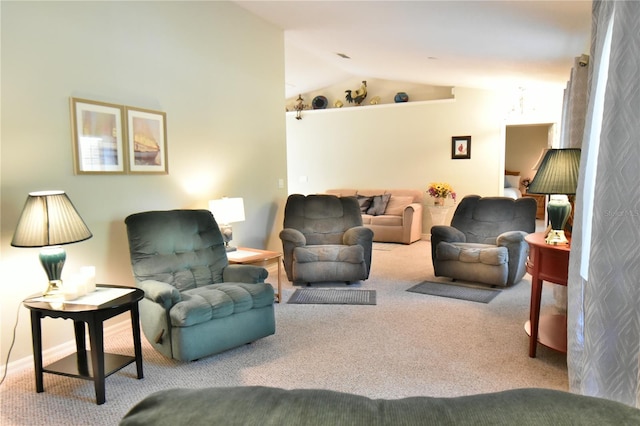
xmin=568 ymin=0 xmax=640 ymax=407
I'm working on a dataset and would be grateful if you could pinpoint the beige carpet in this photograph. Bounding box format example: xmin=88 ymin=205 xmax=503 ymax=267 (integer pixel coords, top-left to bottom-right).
xmin=0 ymin=240 xmax=567 ymax=425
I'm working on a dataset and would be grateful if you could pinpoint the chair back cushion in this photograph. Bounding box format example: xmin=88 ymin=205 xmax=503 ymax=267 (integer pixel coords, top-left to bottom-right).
xmin=125 ymin=210 xmax=227 ymax=292
xmin=451 ymin=196 xmax=536 ymax=244
xmin=283 ymin=194 xmax=363 ymax=245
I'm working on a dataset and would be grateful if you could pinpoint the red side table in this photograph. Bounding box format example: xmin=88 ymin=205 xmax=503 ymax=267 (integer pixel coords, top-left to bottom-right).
xmin=524 ymin=232 xmax=571 ymax=357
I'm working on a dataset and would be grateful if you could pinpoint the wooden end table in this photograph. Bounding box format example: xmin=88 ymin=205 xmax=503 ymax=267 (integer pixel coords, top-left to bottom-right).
xmin=524 ymin=232 xmax=571 ymax=357
xmin=23 ymin=285 xmax=144 ymax=405
xmin=227 ymin=248 xmax=282 ymax=302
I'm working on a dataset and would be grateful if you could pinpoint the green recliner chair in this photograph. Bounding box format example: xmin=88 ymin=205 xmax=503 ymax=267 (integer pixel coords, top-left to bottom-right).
xmin=431 ymin=195 xmax=537 ymax=287
xmin=125 ymin=209 xmax=275 ymax=362
xmin=279 ymin=194 xmax=374 ymax=285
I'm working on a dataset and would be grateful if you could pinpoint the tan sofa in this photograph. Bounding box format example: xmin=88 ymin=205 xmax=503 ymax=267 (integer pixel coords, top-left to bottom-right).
xmin=326 ymin=189 xmax=423 ymax=244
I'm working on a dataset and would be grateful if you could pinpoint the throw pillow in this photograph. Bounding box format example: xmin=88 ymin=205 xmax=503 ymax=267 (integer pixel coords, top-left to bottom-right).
xmin=504 ymin=176 xmax=512 ymax=188
xmin=505 ymin=175 xmax=520 ymax=189
xmin=384 ymin=196 xmax=414 ymax=216
xmin=367 ymin=194 xmax=391 ymax=216
xmin=356 ymin=195 xmax=373 ymax=213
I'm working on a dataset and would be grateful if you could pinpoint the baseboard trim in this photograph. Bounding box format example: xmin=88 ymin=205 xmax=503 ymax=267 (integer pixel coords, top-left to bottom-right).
xmin=1 ymin=319 xmax=132 ymax=379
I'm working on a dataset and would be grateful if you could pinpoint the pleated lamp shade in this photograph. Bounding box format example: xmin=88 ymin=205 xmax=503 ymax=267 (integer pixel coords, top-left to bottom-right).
xmin=527 ymin=149 xmax=581 ymax=195
xmin=11 ymin=191 xmax=92 ymax=247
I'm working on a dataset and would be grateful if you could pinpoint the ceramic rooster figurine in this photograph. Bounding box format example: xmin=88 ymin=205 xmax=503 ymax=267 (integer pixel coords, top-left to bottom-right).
xmin=345 ymin=80 xmax=367 ymax=105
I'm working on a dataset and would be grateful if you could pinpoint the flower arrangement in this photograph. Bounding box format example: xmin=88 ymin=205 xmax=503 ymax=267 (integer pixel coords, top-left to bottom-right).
xmin=522 ymin=177 xmax=531 ymax=189
xmin=427 ymin=182 xmax=456 ymax=201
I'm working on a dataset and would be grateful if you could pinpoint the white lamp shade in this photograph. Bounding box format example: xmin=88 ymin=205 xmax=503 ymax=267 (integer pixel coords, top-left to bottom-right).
xmin=11 ymin=190 xmax=92 ymax=247
xmin=209 ymin=197 xmax=245 ymax=224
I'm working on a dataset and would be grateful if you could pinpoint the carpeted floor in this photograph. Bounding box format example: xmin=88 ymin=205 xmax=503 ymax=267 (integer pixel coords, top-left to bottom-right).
xmin=0 ymin=240 xmax=568 ymax=425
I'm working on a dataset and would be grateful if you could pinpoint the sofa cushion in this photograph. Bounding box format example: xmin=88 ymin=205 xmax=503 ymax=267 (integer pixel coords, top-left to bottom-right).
xmin=361 ymin=214 xmax=372 ymax=225
xmin=384 ymin=195 xmax=414 ymax=216
xmin=436 ymin=242 xmax=508 ymax=266
xmin=366 ymin=194 xmax=391 ymax=216
xmin=370 ymin=215 xmax=403 ymax=226
xmin=294 ymin=245 xmax=364 ymax=264
xmin=169 ymin=283 xmax=274 ymax=327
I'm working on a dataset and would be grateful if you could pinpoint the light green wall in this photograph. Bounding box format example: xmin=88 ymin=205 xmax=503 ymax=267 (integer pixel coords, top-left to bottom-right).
xmin=1 ymin=1 xmax=286 ymax=362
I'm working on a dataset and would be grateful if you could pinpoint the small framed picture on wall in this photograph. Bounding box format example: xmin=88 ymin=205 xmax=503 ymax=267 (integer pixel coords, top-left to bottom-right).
xmin=70 ymin=98 xmax=126 ymax=174
xmin=452 ymin=135 xmax=471 ymax=159
xmin=125 ymin=107 xmax=168 ymax=174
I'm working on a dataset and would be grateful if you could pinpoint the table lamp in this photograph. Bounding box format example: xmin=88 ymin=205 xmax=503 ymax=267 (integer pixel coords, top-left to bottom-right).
xmin=209 ymin=197 xmax=245 ymax=252
xmin=527 ymin=148 xmax=581 ymax=245
xmin=11 ymin=191 xmax=93 ymax=297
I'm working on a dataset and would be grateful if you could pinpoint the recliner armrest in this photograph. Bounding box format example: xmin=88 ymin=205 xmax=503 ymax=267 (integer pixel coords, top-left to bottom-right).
xmin=279 ymin=228 xmax=306 ymax=246
xmin=223 ymin=264 xmax=268 ymax=284
xmin=496 ymin=230 xmax=527 ymax=247
xmin=343 ymin=226 xmax=374 ymax=246
xmin=430 ymin=225 xmax=466 ymax=265
xmin=431 ymin=225 xmax=466 ymax=243
xmin=138 ymin=280 xmax=181 ymax=309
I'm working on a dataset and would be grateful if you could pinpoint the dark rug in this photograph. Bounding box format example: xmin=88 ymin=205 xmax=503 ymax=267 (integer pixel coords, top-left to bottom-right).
xmin=287 ymin=289 xmax=376 ymax=305
xmin=407 ymin=281 xmax=500 ymax=304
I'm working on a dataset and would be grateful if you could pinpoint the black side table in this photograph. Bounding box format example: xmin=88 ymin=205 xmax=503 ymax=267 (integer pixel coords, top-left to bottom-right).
xmin=23 ymin=285 xmax=144 ymax=405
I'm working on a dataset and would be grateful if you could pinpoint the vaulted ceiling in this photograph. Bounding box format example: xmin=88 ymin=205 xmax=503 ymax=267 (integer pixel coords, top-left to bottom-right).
xmin=236 ymin=1 xmax=592 ymax=99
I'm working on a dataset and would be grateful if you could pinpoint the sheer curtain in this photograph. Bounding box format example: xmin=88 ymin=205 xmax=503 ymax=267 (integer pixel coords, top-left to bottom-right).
xmin=568 ymin=0 xmax=640 ymax=407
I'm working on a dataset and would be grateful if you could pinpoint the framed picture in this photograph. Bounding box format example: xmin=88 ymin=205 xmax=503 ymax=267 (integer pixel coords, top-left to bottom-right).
xmin=70 ymin=98 xmax=126 ymax=174
xmin=452 ymin=135 xmax=471 ymax=159
xmin=126 ymin=107 xmax=168 ymax=174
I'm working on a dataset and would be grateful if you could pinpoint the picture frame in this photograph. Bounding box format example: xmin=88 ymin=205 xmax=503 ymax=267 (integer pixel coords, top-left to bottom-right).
xmin=126 ymin=107 xmax=168 ymax=174
xmin=70 ymin=98 xmax=126 ymax=174
xmin=451 ymin=135 xmax=471 ymax=159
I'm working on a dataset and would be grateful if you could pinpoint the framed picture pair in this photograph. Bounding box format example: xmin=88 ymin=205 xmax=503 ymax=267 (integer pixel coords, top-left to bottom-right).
xmin=70 ymin=98 xmax=168 ymax=174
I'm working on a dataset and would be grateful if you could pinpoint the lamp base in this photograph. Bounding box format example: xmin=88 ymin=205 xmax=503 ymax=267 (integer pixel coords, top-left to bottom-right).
xmin=546 ymin=229 xmax=569 ymax=245
xmin=43 ymin=280 xmax=64 ymax=297
xmin=39 ymin=246 xmax=66 ymax=297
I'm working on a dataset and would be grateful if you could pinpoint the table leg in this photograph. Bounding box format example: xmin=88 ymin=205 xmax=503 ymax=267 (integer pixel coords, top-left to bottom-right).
xmin=87 ymin=317 xmax=106 ymax=405
xmin=529 ymin=276 xmax=544 ymax=357
xmin=276 ymin=257 xmax=282 ymax=303
xmin=130 ymin=305 xmax=144 ymax=379
xmin=74 ymin=320 xmax=89 ymax=376
xmin=30 ymin=310 xmax=44 ymax=393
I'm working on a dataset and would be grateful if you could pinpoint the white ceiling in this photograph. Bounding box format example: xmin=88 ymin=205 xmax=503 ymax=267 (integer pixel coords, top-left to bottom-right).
xmin=236 ymin=1 xmax=592 ymax=99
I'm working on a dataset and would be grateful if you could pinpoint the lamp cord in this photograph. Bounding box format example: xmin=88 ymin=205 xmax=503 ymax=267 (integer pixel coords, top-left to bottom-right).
xmin=0 ymin=303 xmax=21 ymax=386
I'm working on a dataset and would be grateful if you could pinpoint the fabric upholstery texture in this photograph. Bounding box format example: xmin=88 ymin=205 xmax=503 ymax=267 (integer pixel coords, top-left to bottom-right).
xmin=121 ymin=386 xmax=640 ymax=426
xmin=326 ymin=189 xmax=423 ymax=244
xmin=125 ymin=209 xmax=275 ymax=362
xmin=431 ymin=195 xmax=536 ymax=287
xmin=279 ymin=194 xmax=373 ymax=284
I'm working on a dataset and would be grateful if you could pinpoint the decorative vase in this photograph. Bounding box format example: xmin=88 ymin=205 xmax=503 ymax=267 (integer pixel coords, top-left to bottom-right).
xmin=434 ymin=198 xmax=445 ymax=206
xmin=394 ymin=92 xmax=409 ymax=103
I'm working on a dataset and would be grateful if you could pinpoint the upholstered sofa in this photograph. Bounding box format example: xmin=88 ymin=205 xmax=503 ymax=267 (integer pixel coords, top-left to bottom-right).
xmin=121 ymin=386 xmax=640 ymax=425
xmin=326 ymin=189 xmax=423 ymax=244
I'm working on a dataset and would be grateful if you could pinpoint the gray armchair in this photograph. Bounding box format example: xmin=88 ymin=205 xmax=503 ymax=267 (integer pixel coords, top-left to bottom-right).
xmin=431 ymin=195 xmax=537 ymax=287
xmin=279 ymin=194 xmax=374 ymax=285
xmin=125 ymin=209 xmax=275 ymax=362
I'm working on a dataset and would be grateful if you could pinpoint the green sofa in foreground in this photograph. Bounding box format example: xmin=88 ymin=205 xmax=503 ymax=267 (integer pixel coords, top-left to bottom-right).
xmin=120 ymin=386 xmax=640 ymax=425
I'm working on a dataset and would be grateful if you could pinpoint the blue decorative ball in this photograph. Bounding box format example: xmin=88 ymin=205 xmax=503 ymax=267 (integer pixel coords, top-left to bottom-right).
xmin=394 ymin=92 xmax=409 ymax=103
